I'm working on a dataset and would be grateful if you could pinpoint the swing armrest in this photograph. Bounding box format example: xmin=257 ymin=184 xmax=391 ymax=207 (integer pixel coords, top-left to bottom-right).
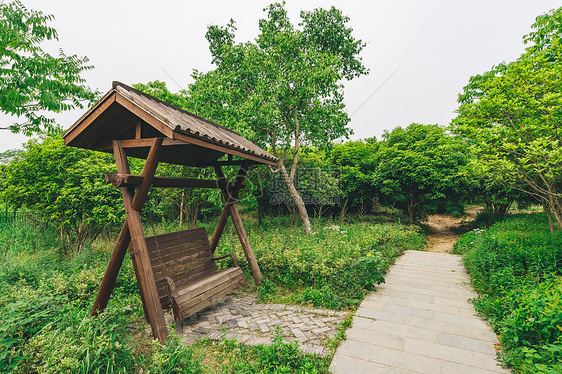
xmin=164 ymin=276 xmax=179 ymax=300
xmin=211 ymin=253 xmax=239 ymax=267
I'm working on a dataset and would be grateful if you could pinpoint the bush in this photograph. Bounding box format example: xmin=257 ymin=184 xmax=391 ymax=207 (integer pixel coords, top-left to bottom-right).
xmin=0 ymin=285 xmax=68 ymax=372
xmin=456 ymin=213 xmax=562 ymax=373
xmin=499 ymin=278 xmax=562 ymax=372
xmin=221 ymin=220 xmax=425 ymax=310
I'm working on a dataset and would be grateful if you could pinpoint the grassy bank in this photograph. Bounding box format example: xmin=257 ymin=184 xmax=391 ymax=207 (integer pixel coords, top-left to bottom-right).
xmin=453 ymin=213 xmax=562 ymax=373
xmin=0 ymin=214 xmax=424 ymax=373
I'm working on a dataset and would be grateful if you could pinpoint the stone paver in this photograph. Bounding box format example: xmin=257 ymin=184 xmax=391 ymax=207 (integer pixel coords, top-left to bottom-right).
xmin=166 ymin=292 xmax=346 ymax=356
xmin=330 ymin=250 xmax=511 ymax=373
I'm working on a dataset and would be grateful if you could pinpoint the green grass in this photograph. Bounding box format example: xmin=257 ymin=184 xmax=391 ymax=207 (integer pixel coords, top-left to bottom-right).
xmin=453 ymin=213 xmax=562 ymax=373
xmin=0 ymin=213 xmax=425 ymax=373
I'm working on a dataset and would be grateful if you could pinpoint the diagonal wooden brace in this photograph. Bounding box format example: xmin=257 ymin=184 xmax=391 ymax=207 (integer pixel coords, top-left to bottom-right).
xmin=210 ymin=162 xmax=262 ymax=286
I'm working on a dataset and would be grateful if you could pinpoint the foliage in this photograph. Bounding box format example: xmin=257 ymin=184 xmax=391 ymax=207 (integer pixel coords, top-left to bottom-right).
xmin=0 ymin=149 xmax=20 ymax=164
xmin=148 ymin=336 xmax=202 ymax=374
xmin=523 ymin=7 xmax=562 ymax=54
xmin=0 ymin=217 xmax=362 ymax=373
xmin=220 ymin=218 xmax=426 ymax=309
xmin=191 ymin=330 xmax=330 ymax=373
xmin=462 ymin=160 xmax=536 ymax=218
xmin=186 ymin=2 xmax=368 ymax=233
xmin=0 ymin=0 xmax=96 ymax=135
xmin=454 ymin=213 xmax=562 ymax=373
xmin=0 ymin=134 xmax=129 ymax=253
xmin=452 ymin=7 xmax=562 ymax=230
xmin=330 ymin=138 xmax=379 ymax=210
xmin=373 ymin=124 xmax=468 ymax=224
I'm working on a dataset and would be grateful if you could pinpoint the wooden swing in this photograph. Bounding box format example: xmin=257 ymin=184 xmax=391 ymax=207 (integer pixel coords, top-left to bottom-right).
xmin=63 ymin=82 xmax=278 ymax=342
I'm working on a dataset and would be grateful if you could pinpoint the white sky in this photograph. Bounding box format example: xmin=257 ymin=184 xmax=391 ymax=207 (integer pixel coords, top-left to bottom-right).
xmin=1 ymin=0 xmax=560 ymax=152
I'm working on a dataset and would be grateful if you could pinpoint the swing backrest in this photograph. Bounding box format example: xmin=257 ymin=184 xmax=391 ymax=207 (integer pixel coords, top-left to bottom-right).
xmin=146 ymin=227 xmax=218 ymax=306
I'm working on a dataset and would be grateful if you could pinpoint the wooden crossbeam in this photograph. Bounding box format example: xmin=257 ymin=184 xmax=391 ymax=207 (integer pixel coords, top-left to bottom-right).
xmin=95 ymin=138 xmax=186 ymax=149
xmin=105 ymin=173 xmax=235 ymax=189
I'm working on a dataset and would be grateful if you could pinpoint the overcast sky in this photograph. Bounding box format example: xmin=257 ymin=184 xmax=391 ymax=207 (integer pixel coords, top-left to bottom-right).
xmin=1 ymin=0 xmax=560 ymax=152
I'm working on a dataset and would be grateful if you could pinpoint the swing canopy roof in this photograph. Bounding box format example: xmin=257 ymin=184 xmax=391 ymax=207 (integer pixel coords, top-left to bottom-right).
xmin=63 ymin=82 xmax=278 ymax=167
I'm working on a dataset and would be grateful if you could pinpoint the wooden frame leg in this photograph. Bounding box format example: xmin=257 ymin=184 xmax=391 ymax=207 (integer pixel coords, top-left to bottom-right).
xmin=116 ymin=138 xmax=168 ymax=342
xmin=209 ymin=163 xmax=248 ymax=252
xmin=92 ymin=138 xmax=168 ymax=342
xmin=211 ymin=163 xmax=262 ymax=286
xmin=90 ymin=222 xmax=131 ymax=316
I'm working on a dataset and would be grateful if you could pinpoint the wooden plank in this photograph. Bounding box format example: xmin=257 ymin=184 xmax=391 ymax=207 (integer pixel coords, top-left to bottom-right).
xmin=149 ymin=242 xmax=210 ymax=266
xmin=146 ymin=227 xmax=206 ymax=246
xmin=105 ymin=173 xmax=229 ymax=189
xmin=173 ymin=131 xmax=277 ymax=166
xmin=229 ymin=204 xmax=263 ymax=286
xmin=148 ymin=238 xmax=208 ymax=260
xmin=147 ymin=234 xmax=208 ymax=254
xmin=96 ymin=138 xmax=187 ymax=150
xmin=157 ymin=263 xmax=217 ymax=292
xmin=63 ymin=92 xmax=117 ymax=145
xmin=135 ymin=120 xmax=142 ymax=139
xmin=176 ymin=267 xmax=243 ymax=301
xmin=177 ymin=272 xmax=246 ymax=318
xmin=151 ymin=250 xmax=211 ymax=275
xmin=177 ymin=271 xmax=244 ymax=314
xmin=152 ymin=253 xmax=213 ymax=278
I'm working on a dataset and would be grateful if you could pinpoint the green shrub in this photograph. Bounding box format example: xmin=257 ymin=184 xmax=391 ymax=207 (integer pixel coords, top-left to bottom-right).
xmin=499 ymin=278 xmax=562 ymax=373
xmin=22 ymin=305 xmax=134 ymax=374
xmin=457 ymin=213 xmax=562 ymax=373
xmin=0 ymin=284 xmax=68 ymax=372
xmin=192 ymin=328 xmax=330 ymax=373
xmin=148 ymin=336 xmax=202 ymax=374
xmin=221 ymin=221 xmax=424 ymax=310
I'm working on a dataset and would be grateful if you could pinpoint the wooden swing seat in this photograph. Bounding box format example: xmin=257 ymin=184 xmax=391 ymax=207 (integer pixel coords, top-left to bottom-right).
xmin=146 ymin=227 xmax=246 ymax=321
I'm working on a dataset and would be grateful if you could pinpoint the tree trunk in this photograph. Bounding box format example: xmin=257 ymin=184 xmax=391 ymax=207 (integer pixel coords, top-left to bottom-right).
xmin=553 ymin=197 xmax=562 ymax=230
xmin=548 ymin=195 xmax=562 ymax=230
xmin=279 ymin=163 xmax=312 ymax=234
xmin=542 ymin=201 xmax=555 ymax=233
xmin=179 ymin=190 xmax=185 ymax=229
xmin=407 ymin=200 xmax=415 ymax=225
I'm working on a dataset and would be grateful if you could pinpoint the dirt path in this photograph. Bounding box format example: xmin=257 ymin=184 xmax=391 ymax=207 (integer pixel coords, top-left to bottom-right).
xmin=425 ymin=207 xmax=481 ymax=253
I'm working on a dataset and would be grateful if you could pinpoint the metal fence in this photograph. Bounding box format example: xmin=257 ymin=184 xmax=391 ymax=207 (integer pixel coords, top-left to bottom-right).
xmin=0 ymin=211 xmax=22 ymax=225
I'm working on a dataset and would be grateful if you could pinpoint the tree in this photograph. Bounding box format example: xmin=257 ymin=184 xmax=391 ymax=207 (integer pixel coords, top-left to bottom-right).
xmin=373 ymin=124 xmax=468 ymax=224
xmin=452 ymin=8 xmax=562 ymax=230
xmin=0 ymin=0 xmax=96 ymax=135
xmin=330 ymin=138 xmax=379 ymax=211
xmin=0 ymin=134 xmax=130 ymax=253
xmin=462 ymin=160 xmax=536 ymax=219
xmin=186 ymin=2 xmax=368 ymax=233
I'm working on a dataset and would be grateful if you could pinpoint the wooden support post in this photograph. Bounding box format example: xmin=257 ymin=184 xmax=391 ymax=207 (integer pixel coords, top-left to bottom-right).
xmin=90 ymin=222 xmax=130 ymax=316
xmin=135 ymin=120 xmax=142 ymax=139
xmin=91 ymin=138 xmax=164 ymax=318
xmin=113 ymin=142 xmax=151 ymax=324
xmin=114 ymin=138 xmax=169 ymax=342
xmin=212 ymin=163 xmax=263 ymax=286
xmin=209 ymin=164 xmax=247 ymax=252
xmin=228 ymin=204 xmax=262 ymax=286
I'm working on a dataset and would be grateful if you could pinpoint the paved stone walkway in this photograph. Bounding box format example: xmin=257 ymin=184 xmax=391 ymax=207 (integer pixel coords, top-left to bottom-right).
xmin=330 ymin=250 xmax=511 ymax=374
xmin=169 ymin=293 xmax=346 ymax=356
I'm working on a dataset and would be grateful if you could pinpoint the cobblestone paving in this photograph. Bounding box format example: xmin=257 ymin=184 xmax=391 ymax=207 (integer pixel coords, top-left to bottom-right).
xmin=168 ymin=293 xmax=347 ymax=356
